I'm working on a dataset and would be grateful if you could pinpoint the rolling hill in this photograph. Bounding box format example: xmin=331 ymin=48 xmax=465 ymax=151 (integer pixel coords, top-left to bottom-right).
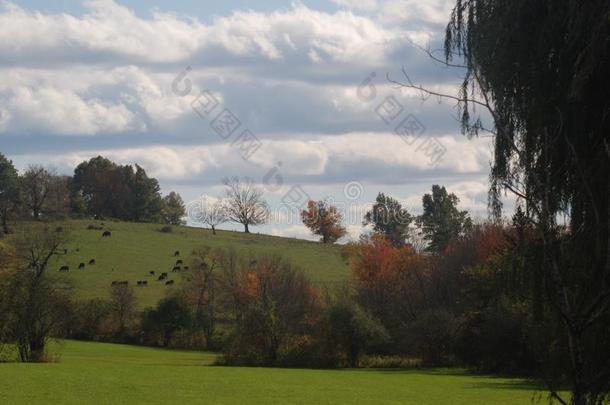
xmin=49 ymin=220 xmax=349 ymax=308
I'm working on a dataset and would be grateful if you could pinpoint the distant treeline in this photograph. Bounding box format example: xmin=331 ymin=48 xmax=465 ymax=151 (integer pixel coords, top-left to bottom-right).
xmin=0 ymin=154 xmax=185 ymax=234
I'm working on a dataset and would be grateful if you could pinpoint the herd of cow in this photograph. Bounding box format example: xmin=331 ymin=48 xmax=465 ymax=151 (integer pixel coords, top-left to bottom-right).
xmin=58 ymin=228 xmax=183 ymax=289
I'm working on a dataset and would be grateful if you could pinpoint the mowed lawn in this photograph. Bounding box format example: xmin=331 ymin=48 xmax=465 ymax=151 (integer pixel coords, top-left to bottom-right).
xmin=49 ymin=220 xmax=348 ymax=308
xmin=0 ymin=340 xmax=543 ymax=405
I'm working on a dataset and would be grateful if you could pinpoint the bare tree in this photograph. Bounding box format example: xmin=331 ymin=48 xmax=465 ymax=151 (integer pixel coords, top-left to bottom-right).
xmin=21 ymin=165 xmax=52 ymax=220
xmin=0 ymin=224 xmax=71 ymax=362
xmin=203 ymin=198 xmax=228 ymax=235
xmin=223 ymin=177 xmax=269 ymax=233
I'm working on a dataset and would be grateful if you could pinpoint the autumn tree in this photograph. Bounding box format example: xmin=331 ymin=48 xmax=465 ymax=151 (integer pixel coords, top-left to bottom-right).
xmin=223 ymin=177 xmax=269 ymax=233
xmin=418 ymin=185 xmax=471 ymax=253
xmin=161 ymin=191 xmax=186 ymax=225
xmin=301 ymin=200 xmax=347 ymax=244
xmin=20 ymin=165 xmax=52 ymax=220
xmin=0 ymin=153 xmax=20 ymax=236
xmin=363 ymin=193 xmax=412 ymax=247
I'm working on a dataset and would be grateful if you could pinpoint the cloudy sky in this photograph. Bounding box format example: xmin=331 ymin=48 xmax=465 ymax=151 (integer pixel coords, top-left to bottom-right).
xmin=0 ymin=0 xmax=501 ymax=240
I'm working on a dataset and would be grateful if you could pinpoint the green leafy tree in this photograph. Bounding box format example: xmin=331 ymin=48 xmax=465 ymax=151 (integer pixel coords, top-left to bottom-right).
xmin=363 ymin=193 xmax=412 ymax=247
xmin=417 ymin=185 xmax=471 ymax=253
xmin=0 ymin=153 xmax=20 ymax=236
xmin=161 ymin=192 xmax=186 ymax=225
xmin=442 ymin=1 xmax=610 ymax=403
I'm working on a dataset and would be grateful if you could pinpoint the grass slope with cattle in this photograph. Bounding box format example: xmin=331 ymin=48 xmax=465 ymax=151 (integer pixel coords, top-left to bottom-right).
xmin=50 ymin=220 xmax=348 ymax=308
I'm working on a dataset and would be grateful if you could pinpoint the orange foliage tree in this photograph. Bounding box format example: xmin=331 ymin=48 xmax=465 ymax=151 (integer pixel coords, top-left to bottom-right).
xmin=301 ymin=200 xmax=347 ymax=243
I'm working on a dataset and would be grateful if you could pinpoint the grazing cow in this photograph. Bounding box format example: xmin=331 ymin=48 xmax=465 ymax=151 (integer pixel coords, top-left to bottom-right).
xmin=111 ymin=281 xmax=118 ymax=286
xmin=59 ymin=265 xmax=69 ymax=272
xmin=149 ymin=271 xmax=155 ymax=276
xmin=102 ymin=231 xmax=112 ymax=237
xmin=165 ymin=280 xmax=175 ymax=286
xmin=137 ymin=281 xmax=148 ymax=287
xmin=183 ymin=266 xmax=189 ymax=270
xmin=175 ymin=259 xmax=183 ymax=265
xmin=142 ymin=280 xmax=148 ymax=286
xmin=88 ymin=259 xmax=96 ymax=265
xmin=174 ymin=250 xmax=180 ymax=257
xmin=172 ymin=266 xmax=181 ymax=272
xmin=78 ymin=263 xmax=85 ymax=269
xmin=161 ymin=272 xmax=168 ymax=277
xmin=158 ymin=274 xmax=167 ymax=281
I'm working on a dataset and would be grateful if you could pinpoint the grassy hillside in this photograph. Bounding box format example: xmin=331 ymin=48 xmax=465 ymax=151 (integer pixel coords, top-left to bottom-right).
xmin=49 ymin=220 xmax=349 ymax=308
xmin=0 ymin=340 xmax=543 ymax=404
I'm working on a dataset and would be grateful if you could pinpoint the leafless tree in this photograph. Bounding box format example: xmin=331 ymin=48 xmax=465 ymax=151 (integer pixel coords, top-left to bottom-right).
xmin=203 ymin=199 xmax=228 ymax=235
xmin=109 ymin=284 xmax=137 ymax=336
xmin=223 ymin=177 xmax=269 ymax=233
xmin=0 ymin=224 xmax=71 ymax=362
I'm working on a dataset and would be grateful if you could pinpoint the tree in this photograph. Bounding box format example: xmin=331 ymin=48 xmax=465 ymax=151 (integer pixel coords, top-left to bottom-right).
xmin=0 ymin=224 xmax=71 ymax=361
xmin=130 ymin=165 xmax=163 ymax=222
xmin=141 ymin=296 xmax=190 ymax=347
xmin=223 ymin=177 xmax=269 ymax=233
xmin=162 ymin=192 xmax=186 ymax=225
xmin=20 ymin=165 xmax=52 ymax=220
xmin=417 ymin=185 xmax=471 ymax=253
xmin=0 ymin=153 xmax=20 ymax=236
xmin=109 ymin=283 xmax=137 ymax=338
xmin=202 ymin=199 xmax=227 ymax=235
xmin=434 ymin=1 xmax=610 ymax=402
xmin=44 ymin=175 xmax=71 ymax=219
xmin=182 ymin=247 xmax=220 ymax=346
xmin=363 ymin=193 xmax=412 ymax=247
xmin=301 ymin=200 xmax=347 ymax=244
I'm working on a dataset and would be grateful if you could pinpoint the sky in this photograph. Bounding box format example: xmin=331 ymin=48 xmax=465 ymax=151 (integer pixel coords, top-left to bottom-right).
xmin=0 ymin=0 xmax=503 ymax=240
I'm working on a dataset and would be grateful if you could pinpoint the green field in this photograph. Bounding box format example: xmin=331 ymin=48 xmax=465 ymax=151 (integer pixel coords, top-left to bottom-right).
xmin=0 ymin=340 xmax=544 ymax=404
xmin=50 ymin=220 xmax=348 ymax=308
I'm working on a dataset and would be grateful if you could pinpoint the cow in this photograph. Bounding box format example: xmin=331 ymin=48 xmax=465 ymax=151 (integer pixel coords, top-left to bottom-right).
xmin=78 ymin=263 xmax=85 ymax=270
xmin=158 ymin=274 xmax=167 ymax=281
xmin=183 ymin=266 xmax=189 ymax=270
xmin=59 ymin=265 xmax=69 ymax=272
xmin=149 ymin=270 xmax=155 ymax=276
xmin=161 ymin=272 xmax=168 ymax=277
xmin=102 ymin=231 xmax=112 ymax=237
xmin=172 ymin=266 xmax=181 ymax=272
xmin=137 ymin=281 xmax=148 ymax=287
xmin=174 ymin=250 xmax=180 ymax=257
xmin=88 ymin=259 xmax=96 ymax=265
xmin=175 ymin=259 xmax=183 ymax=266
xmin=165 ymin=280 xmax=175 ymax=286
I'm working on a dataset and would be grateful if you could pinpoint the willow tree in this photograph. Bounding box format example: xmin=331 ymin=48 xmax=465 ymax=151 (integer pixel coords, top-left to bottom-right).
xmin=440 ymin=1 xmax=610 ymax=404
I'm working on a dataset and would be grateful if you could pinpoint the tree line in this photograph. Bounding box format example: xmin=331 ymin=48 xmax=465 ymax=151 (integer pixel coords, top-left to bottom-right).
xmin=0 ymin=154 xmax=186 ymax=235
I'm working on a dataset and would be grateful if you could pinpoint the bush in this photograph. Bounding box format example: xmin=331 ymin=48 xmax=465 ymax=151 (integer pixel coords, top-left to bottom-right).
xmin=159 ymin=225 xmax=173 ymax=233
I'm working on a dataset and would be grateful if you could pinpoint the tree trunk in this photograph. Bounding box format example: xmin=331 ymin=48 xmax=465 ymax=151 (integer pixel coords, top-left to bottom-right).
xmin=211 ymin=225 xmax=216 ymax=235
xmin=244 ymin=223 xmax=250 ymax=233
xmin=1 ymin=213 xmax=9 ymax=235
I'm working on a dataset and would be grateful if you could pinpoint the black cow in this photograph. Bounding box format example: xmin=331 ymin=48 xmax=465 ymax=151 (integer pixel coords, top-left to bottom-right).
xmin=174 ymin=250 xmax=180 ymax=257
xmin=172 ymin=266 xmax=181 ymax=272
xmin=88 ymin=259 xmax=96 ymax=265
xmin=158 ymin=274 xmax=167 ymax=281
xmin=137 ymin=281 xmax=148 ymax=287
xmin=161 ymin=272 xmax=168 ymax=277
xmin=183 ymin=266 xmax=189 ymax=270
xmin=59 ymin=265 xmax=69 ymax=272
xmin=78 ymin=263 xmax=85 ymax=269
xmin=149 ymin=270 xmax=155 ymax=276
xmin=165 ymin=280 xmax=175 ymax=286
xmin=175 ymin=259 xmax=183 ymax=265
xmin=102 ymin=231 xmax=112 ymax=237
